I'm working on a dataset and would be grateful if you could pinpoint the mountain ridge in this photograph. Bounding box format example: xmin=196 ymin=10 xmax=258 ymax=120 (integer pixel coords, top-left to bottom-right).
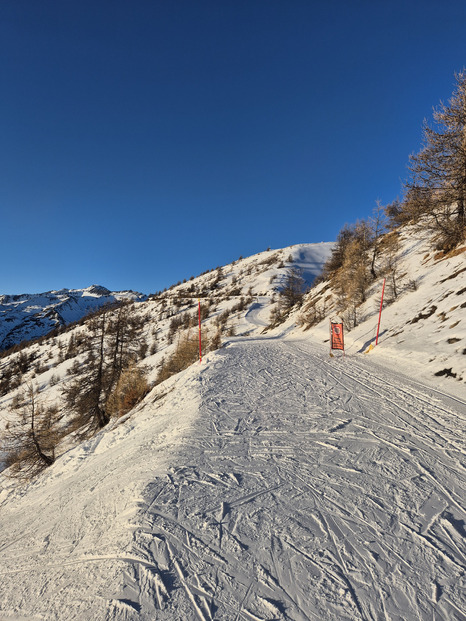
xmin=0 ymin=285 xmax=147 ymax=351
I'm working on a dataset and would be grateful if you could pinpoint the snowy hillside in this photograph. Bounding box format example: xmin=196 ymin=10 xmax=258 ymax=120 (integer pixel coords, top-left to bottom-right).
xmin=0 ymin=239 xmax=465 ymax=620
xmin=0 ymin=286 xmax=146 ymax=351
xmin=0 ymin=243 xmax=333 ymax=445
xmin=295 ymin=226 xmax=466 ymax=398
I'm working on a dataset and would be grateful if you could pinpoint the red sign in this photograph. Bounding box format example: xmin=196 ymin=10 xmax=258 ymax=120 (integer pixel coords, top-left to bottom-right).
xmin=330 ymin=322 xmax=344 ymax=351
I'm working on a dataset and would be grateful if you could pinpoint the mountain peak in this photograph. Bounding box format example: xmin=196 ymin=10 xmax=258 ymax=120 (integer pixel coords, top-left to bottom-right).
xmin=85 ymin=285 xmax=112 ymax=296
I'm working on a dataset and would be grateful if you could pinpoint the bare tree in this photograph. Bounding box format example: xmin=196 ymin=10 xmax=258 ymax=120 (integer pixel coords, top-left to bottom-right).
xmin=62 ymin=308 xmax=110 ymax=433
xmin=369 ymin=200 xmax=387 ymax=278
xmin=404 ymin=70 xmax=466 ymax=250
xmin=279 ymin=267 xmax=305 ymax=310
xmin=106 ymin=303 xmax=143 ymax=398
xmin=62 ymin=303 xmax=147 ymax=435
xmin=2 ymin=385 xmax=60 ymax=480
xmin=334 ymin=237 xmax=371 ymax=309
xmin=322 ymin=224 xmax=358 ymax=277
xmin=379 ymin=231 xmax=404 ymax=302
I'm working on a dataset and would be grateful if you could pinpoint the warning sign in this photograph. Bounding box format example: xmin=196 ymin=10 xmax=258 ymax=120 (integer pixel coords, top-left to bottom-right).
xmin=330 ymin=321 xmax=344 ymax=351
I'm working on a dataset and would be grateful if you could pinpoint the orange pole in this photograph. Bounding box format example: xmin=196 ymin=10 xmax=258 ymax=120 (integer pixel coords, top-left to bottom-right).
xmin=198 ymin=298 xmax=202 ymax=363
xmin=375 ymin=278 xmax=386 ymax=346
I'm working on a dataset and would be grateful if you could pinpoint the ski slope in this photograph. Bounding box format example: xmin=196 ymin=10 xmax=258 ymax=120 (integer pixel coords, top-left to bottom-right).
xmin=125 ymin=337 xmax=466 ymax=621
xmin=0 ymin=324 xmax=465 ymax=618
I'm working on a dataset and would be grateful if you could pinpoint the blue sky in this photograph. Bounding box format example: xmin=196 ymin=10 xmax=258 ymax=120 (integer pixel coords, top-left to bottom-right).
xmin=1 ymin=0 xmax=466 ymax=294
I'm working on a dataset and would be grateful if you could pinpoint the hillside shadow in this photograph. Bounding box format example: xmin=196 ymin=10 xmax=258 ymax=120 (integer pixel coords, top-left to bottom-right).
xmin=357 ymin=330 xmax=388 ymax=353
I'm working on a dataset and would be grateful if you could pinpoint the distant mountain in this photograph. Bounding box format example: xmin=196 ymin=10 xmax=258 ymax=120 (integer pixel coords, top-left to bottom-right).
xmin=0 ymin=285 xmax=146 ymax=350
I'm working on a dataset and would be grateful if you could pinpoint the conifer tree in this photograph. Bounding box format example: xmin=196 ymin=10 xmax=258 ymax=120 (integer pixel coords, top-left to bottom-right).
xmin=62 ymin=304 xmax=147 ymax=435
xmin=380 ymin=232 xmax=403 ymax=302
xmin=106 ymin=364 xmax=149 ymax=418
xmin=322 ymin=224 xmax=357 ymax=277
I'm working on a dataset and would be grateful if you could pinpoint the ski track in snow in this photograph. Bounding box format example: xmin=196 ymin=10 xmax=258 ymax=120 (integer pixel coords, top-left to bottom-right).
xmin=0 ymin=330 xmax=465 ymax=619
xmin=117 ymin=337 xmax=466 ymax=620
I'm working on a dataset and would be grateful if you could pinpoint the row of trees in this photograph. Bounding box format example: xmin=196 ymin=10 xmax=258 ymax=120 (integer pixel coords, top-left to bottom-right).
xmin=2 ymin=303 xmax=150 ymax=479
xmin=62 ymin=304 xmax=148 ymax=434
xmin=316 ymin=205 xmax=393 ymax=327
xmin=3 ymin=289 xmax=242 ymax=480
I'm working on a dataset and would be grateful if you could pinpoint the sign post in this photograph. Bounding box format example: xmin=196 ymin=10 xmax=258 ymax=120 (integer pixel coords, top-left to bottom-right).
xmin=330 ymin=320 xmax=344 ymax=356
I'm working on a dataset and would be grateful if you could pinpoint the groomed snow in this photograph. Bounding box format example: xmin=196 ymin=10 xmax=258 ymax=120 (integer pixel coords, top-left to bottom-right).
xmin=0 ymin=325 xmax=464 ymax=619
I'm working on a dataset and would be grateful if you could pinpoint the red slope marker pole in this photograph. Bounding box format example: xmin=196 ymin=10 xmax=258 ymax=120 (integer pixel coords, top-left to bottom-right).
xmin=375 ymin=278 xmax=386 ymax=346
xmin=198 ymin=298 xmax=202 ymax=363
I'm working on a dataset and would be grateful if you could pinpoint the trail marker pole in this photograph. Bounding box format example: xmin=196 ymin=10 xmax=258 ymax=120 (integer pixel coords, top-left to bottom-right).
xmin=198 ymin=298 xmax=202 ymax=363
xmin=375 ymin=278 xmax=386 ymax=346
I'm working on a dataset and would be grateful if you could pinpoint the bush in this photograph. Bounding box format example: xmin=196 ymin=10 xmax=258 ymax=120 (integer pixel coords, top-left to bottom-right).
xmin=106 ymin=365 xmax=149 ymax=418
xmin=156 ymin=329 xmax=220 ymax=385
xmin=156 ymin=335 xmax=201 ymax=384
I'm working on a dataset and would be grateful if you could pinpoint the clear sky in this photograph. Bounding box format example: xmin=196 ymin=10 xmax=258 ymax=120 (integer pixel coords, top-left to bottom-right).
xmin=1 ymin=0 xmax=465 ymax=295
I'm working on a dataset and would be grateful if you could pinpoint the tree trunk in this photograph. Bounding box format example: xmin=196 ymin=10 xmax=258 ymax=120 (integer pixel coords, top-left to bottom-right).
xmin=29 ymin=389 xmax=54 ymax=466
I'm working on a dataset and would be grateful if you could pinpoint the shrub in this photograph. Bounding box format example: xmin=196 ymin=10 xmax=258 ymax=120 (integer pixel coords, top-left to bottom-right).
xmin=106 ymin=365 xmax=149 ymax=418
xmin=155 ymin=329 xmax=220 ymax=385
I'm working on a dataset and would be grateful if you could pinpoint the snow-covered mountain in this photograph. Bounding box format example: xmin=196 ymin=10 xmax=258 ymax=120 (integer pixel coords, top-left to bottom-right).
xmin=0 ymin=285 xmax=146 ymax=351
xmin=0 ymin=238 xmax=464 ymax=620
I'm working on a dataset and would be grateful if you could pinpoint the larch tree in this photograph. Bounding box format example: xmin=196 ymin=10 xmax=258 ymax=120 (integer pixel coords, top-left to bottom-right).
xmin=106 ymin=302 xmax=143 ymax=399
xmin=106 ymin=364 xmax=149 ymax=419
xmin=2 ymin=384 xmax=61 ymax=480
xmin=379 ymin=231 xmax=403 ymax=302
xmin=368 ymin=200 xmax=387 ymax=279
xmin=322 ymin=224 xmax=358 ymax=277
xmin=63 ymin=307 xmax=111 ymax=433
xmin=404 ymin=70 xmax=466 ymax=250
xmin=279 ymin=267 xmax=305 ymax=310
xmin=62 ymin=304 xmax=147 ymax=436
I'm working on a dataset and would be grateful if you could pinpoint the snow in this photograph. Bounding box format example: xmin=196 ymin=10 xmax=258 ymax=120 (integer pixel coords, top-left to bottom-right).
xmin=0 ymin=239 xmax=465 ymax=619
xmin=1 ymin=329 xmax=465 ymax=618
xmin=0 ymin=366 xmax=202 ymax=619
xmin=290 ymin=242 xmax=334 ymax=288
xmin=296 ymin=228 xmax=466 ymax=399
xmin=0 ymin=287 xmax=146 ymax=351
